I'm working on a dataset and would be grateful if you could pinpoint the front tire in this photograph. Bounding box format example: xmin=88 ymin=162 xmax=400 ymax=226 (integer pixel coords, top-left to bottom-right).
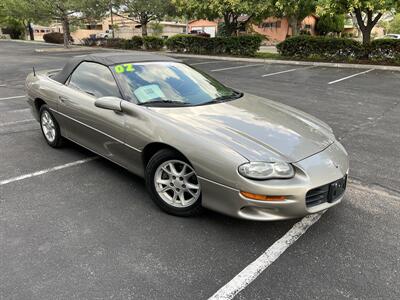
xmin=39 ymin=105 xmax=63 ymax=148
xmin=145 ymin=149 xmax=203 ymax=217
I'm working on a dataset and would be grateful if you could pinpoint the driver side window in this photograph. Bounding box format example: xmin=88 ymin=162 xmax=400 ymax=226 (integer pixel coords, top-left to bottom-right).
xmin=68 ymin=62 xmax=122 ymax=98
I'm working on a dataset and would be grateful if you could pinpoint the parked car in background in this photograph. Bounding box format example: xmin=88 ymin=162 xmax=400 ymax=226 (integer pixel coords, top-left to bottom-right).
xmin=381 ymin=34 xmax=400 ymax=39
xmin=188 ymin=30 xmax=210 ymax=38
xmin=96 ymin=29 xmax=113 ymax=39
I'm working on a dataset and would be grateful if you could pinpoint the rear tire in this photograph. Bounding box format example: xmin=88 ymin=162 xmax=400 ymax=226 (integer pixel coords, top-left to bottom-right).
xmin=145 ymin=149 xmax=204 ymax=217
xmin=39 ymin=105 xmax=63 ymax=148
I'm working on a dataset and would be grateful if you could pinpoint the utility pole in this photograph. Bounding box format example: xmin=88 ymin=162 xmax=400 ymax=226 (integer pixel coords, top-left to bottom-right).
xmin=110 ymin=1 xmax=115 ymax=38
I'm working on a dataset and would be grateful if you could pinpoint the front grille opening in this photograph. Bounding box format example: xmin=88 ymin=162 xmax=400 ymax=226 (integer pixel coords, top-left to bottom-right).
xmin=306 ymin=184 xmax=329 ymax=207
xmin=306 ymin=176 xmax=347 ymax=208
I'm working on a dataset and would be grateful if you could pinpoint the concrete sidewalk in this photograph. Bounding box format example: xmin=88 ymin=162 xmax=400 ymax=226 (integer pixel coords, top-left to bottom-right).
xmin=167 ymin=52 xmax=400 ymax=71
xmin=17 ymin=38 xmax=400 ymax=71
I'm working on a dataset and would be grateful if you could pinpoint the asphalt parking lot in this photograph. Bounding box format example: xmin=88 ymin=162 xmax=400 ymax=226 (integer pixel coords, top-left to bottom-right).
xmin=1 ymin=41 xmax=399 ymax=299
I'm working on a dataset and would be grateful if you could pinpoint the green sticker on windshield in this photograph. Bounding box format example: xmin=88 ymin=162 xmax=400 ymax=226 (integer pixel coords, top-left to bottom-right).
xmin=115 ymin=63 xmax=135 ymax=73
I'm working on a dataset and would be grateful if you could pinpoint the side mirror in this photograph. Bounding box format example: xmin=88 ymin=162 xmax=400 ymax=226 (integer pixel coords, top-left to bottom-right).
xmin=95 ymin=96 xmax=122 ymax=112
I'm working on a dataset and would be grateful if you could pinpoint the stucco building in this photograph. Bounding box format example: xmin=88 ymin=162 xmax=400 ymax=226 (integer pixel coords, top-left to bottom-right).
xmin=253 ymin=15 xmax=318 ymax=44
xmin=188 ymin=19 xmax=218 ymax=37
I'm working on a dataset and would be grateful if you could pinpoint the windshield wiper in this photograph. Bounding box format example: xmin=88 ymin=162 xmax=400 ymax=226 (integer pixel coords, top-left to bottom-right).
xmin=202 ymin=91 xmax=243 ymax=105
xmin=137 ymin=99 xmax=190 ymax=106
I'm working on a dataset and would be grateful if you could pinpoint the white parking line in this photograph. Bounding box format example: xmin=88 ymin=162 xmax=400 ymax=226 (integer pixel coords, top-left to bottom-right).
xmin=0 ymin=119 xmax=35 ymax=126
xmin=208 ymin=212 xmax=325 ymax=300
xmin=0 ymin=157 xmax=98 ymax=186
xmin=7 ymin=108 xmax=30 ymax=114
xmin=328 ymin=69 xmax=374 ymax=85
xmin=0 ymin=95 xmax=26 ymax=101
xmin=211 ymin=64 xmax=263 ymax=72
xmin=261 ymin=66 xmax=315 ymax=78
xmin=191 ymin=61 xmax=219 ymax=66
xmin=261 ymin=68 xmax=299 ymax=77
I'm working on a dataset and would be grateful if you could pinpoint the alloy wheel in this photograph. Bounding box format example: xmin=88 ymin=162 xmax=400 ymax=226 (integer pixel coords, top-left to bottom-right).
xmin=41 ymin=111 xmax=56 ymax=143
xmin=154 ymin=160 xmax=201 ymax=208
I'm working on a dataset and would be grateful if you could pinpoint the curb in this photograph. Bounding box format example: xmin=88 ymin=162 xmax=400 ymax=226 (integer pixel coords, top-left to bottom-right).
xmin=166 ymin=53 xmax=400 ymax=71
xmin=0 ymin=39 xmax=59 ymax=46
xmin=34 ymin=46 xmax=107 ymax=53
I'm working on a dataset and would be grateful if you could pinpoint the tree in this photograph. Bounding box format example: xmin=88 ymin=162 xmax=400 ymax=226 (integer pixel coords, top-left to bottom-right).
xmin=40 ymin=0 xmax=110 ymax=47
xmin=124 ymin=0 xmax=176 ymax=36
xmin=149 ymin=22 xmax=164 ymax=37
xmin=173 ymin=0 xmax=272 ymax=37
xmin=273 ymin=0 xmax=317 ymax=36
xmin=385 ymin=13 xmax=400 ymax=33
xmin=0 ymin=0 xmax=46 ymax=40
xmin=316 ymin=14 xmax=345 ymax=35
xmin=318 ymin=0 xmax=399 ymax=44
xmin=1 ymin=0 xmax=109 ymax=47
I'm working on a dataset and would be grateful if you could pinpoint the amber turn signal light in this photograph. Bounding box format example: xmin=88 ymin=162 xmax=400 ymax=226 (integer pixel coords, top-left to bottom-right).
xmin=240 ymin=191 xmax=286 ymax=201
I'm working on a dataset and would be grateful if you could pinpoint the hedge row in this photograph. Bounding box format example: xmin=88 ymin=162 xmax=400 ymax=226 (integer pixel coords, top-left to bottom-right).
xmin=277 ymin=35 xmax=400 ymax=62
xmin=82 ymin=34 xmax=263 ymax=56
xmin=165 ymin=34 xmax=263 ymax=56
xmin=368 ymin=39 xmax=400 ymax=61
xmin=82 ymin=36 xmax=164 ymax=51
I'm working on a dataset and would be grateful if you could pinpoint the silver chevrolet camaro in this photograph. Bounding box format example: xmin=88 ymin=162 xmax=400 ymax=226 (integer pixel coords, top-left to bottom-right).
xmin=25 ymin=52 xmax=349 ymax=221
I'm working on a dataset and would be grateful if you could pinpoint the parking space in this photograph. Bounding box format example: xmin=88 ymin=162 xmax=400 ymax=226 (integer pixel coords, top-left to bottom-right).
xmin=1 ymin=41 xmax=400 ymax=299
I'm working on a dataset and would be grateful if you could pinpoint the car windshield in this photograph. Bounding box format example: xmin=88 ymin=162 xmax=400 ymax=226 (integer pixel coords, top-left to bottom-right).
xmin=111 ymin=61 xmax=242 ymax=106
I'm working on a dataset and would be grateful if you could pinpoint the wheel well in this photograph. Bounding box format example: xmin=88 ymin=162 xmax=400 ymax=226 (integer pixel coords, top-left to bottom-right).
xmin=34 ymin=98 xmax=46 ymax=112
xmin=142 ymin=143 xmax=189 ymax=167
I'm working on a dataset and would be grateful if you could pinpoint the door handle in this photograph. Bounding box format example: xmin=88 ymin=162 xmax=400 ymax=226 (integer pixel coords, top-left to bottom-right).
xmin=59 ymin=96 xmax=69 ymax=102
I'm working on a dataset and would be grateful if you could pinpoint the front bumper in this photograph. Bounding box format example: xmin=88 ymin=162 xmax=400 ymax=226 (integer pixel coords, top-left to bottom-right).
xmin=200 ymin=141 xmax=349 ymax=221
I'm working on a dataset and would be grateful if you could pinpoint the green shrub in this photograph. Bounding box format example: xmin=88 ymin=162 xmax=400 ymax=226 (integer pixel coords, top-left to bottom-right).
xmin=131 ymin=36 xmax=144 ymax=49
xmin=1 ymin=19 xmax=25 ymax=39
xmin=277 ymin=35 xmax=364 ymax=59
xmin=143 ymin=36 xmax=164 ymax=51
xmin=277 ymin=35 xmax=400 ymax=63
xmin=43 ymin=32 xmax=73 ymax=44
xmin=316 ymin=14 xmax=345 ymax=36
xmin=166 ymin=34 xmax=263 ymax=56
xmin=166 ymin=35 xmax=216 ymax=54
xmin=369 ymin=39 xmax=400 ymax=62
xmin=104 ymin=38 xmax=125 ymax=48
xmin=227 ymin=35 xmax=263 ymax=56
xmin=121 ymin=37 xmax=143 ymax=50
xmin=165 ymin=34 xmax=188 ymax=52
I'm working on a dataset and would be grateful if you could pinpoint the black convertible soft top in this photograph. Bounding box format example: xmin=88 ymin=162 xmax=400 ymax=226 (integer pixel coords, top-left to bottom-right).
xmin=53 ymin=51 xmax=180 ymax=84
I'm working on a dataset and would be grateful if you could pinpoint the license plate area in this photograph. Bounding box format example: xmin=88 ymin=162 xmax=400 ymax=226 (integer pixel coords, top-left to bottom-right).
xmin=328 ymin=175 xmax=347 ymax=203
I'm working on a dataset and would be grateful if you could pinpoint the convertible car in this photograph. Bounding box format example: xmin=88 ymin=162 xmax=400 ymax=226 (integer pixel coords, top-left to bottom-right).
xmin=25 ymin=52 xmax=349 ymax=221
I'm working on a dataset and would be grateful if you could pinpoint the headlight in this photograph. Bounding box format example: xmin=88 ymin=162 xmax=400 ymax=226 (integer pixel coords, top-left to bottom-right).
xmin=238 ymin=161 xmax=294 ymax=180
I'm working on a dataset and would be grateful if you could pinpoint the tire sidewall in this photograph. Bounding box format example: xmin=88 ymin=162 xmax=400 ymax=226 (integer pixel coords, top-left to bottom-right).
xmin=145 ymin=149 xmax=203 ymax=216
xmin=39 ymin=105 xmax=62 ymax=147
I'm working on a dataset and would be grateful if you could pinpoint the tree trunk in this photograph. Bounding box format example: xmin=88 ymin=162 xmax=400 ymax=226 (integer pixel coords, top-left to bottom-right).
xmin=354 ymin=8 xmax=382 ymax=45
xmin=360 ymin=27 xmax=372 ymax=45
xmin=28 ymin=21 xmax=34 ymax=40
xmin=223 ymin=12 xmax=238 ymax=36
xmin=65 ymin=18 xmax=71 ymax=42
xmin=288 ymin=16 xmax=299 ymax=36
xmin=61 ymin=15 xmax=69 ymax=48
xmin=141 ymin=22 xmax=148 ymax=36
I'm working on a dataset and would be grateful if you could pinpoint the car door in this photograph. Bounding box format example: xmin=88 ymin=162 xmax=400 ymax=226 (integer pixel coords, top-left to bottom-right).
xmin=57 ymin=61 xmax=142 ymax=170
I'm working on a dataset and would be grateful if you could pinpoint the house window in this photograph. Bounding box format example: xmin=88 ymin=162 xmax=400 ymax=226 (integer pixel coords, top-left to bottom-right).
xmin=304 ymin=24 xmax=311 ymax=29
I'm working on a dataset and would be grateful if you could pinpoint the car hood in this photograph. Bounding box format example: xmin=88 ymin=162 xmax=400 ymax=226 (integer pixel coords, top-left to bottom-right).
xmin=150 ymin=93 xmax=335 ymax=162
